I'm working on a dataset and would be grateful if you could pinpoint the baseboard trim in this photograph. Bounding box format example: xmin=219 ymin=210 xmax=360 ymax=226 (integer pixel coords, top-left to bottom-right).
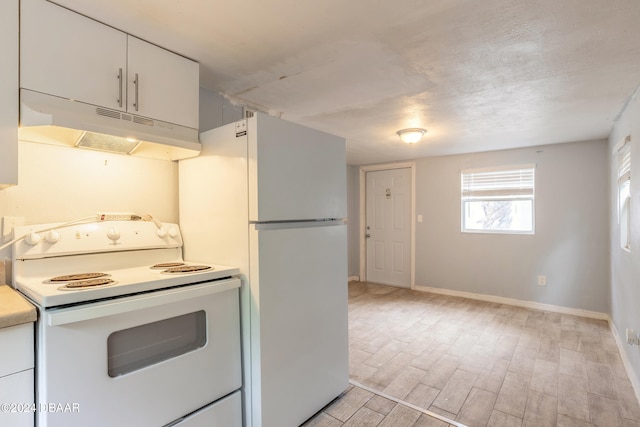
xmin=348 ymin=276 xmax=360 ymax=282
xmin=414 ymin=285 xmax=609 ymax=321
xmin=609 ymin=321 xmax=640 ymax=406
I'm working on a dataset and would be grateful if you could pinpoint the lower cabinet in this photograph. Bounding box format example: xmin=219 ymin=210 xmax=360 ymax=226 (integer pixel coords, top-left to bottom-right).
xmin=0 ymin=323 xmax=35 ymax=427
xmin=0 ymin=369 xmax=34 ymax=427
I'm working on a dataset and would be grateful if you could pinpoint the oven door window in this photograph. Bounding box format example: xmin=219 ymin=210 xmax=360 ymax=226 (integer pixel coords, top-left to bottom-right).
xmin=107 ymin=311 xmax=207 ymax=377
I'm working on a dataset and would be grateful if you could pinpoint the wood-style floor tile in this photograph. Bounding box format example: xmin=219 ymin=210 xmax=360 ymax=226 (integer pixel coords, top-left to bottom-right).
xmin=529 ymin=358 xmax=559 ymax=397
xmin=487 ymin=409 xmax=523 ymax=426
xmin=304 ymin=282 xmax=640 ymax=427
xmin=585 ymin=361 xmax=618 ymax=399
xmin=455 ymin=387 xmax=497 ymax=426
xmin=420 ymin=354 xmax=461 ymax=389
xmin=494 ymin=371 xmax=530 ymax=418
xmin=556 ymin=414 xmax=592 ymax=427
xmin=412 ymin=413 xmax=449 ymax=427
xmin=342 ymin=407 xmax=385 ymax=426
xmin=431 ymin=369 xmax=477 ymax=414
xmin=404 ymin=383 xmax=441 ymax=409
xmin=324 ymin=387 xmax=374 ymax=422
xmin=304 ymin=412 xmax=343 ymax=427
xmin=588 ymin=393 xmax=624 ymax=427
xmin=522 ymin=390 xmax=557 ymax=426
xmin=377 ymin=405 xmax=421 ymax=427
xmin=558 ymin=374 xmax=591 ymax=423
xmin=382 ymin=366 xmax=427 ymax=400
xmin=364 ymin=395 xmax=396 ymax=416
xmin=615 ymin=378 xmax=640 ymax=422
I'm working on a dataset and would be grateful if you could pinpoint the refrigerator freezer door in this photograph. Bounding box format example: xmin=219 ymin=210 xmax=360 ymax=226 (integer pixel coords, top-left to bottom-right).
xmin=249 ymin=222 xmax=349 ymax=427
xmin=248 ymin=113 xmax=347 ymax=222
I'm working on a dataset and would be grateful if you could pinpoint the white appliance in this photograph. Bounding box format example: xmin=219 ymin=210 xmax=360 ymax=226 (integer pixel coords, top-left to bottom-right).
xmin=179 ymin=112 xmax=349 ymax=427
xmin=12 ymin=218 xmax=243 ymax=427
xmin=19 ymin=89 xmax=200 ymax=161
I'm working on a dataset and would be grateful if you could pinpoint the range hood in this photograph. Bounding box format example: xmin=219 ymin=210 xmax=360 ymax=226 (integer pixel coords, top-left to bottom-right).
xmin=18 ymin=89 xmax=201 ymax=160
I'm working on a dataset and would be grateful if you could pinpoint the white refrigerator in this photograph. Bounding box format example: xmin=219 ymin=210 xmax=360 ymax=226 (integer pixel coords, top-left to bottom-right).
xmin=178 ymin=112 xmax=349 ymax=427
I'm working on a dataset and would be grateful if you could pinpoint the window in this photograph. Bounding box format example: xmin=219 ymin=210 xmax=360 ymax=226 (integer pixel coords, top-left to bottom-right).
xmin=461 ymin=165 xmax=535 ymax=234
xmin=617 ymin=137 xmax=631 ymax=251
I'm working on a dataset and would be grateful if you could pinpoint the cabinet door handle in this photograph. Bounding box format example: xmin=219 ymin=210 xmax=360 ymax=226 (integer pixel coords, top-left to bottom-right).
xmin=117 ymin=68 xmax=123 ymax=108
xmin=133 ymin=73 xmax=139 ymax=111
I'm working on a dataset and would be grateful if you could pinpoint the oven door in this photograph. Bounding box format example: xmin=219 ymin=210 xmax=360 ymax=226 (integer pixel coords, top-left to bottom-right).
xmin=36 ymin=278 xmax=241 ymax=427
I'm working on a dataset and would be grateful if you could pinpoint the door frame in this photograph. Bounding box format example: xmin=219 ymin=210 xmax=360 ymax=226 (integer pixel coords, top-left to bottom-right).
xmin=359 ymin=161 xmax=416 ymax=288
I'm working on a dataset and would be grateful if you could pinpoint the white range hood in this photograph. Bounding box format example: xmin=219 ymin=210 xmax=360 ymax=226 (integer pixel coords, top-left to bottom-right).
xmin=19 ymin=89 xmax=201 ymax=161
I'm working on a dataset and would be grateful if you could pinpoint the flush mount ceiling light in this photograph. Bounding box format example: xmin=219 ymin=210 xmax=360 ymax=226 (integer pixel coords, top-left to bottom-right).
xmin=397 ymin=128 xmax=426 ymax=144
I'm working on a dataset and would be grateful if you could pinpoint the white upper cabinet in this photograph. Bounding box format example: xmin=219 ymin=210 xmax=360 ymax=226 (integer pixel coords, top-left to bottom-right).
xmin=0 ymin=0 xmax=18 ymax=188
xmin=20 ymin=0 xmax=127 ymax=111
xmin=20 ymin=0 xmax=199 ymax=129
xmin=127 ymin=37 xmax=199 ymax=129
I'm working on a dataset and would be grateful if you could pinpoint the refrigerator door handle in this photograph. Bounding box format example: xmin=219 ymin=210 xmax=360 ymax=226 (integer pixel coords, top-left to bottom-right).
xmin=252 ymin=219 xmax=345 ymax=230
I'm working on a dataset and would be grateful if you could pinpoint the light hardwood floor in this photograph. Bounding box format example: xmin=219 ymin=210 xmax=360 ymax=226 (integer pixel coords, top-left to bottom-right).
xmin=303 ymin=281 xmax=640 ymax=427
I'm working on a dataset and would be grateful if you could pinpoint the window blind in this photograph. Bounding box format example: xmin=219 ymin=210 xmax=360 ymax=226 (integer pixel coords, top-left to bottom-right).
xmin=462 ymin=166 xmax=535 ymax=200
xmin=618 ymin=143 xmax=631 ymax=184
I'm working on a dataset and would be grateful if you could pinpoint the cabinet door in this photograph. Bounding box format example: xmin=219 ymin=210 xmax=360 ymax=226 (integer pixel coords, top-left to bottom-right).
xmin=20 ymin=0 xmax=127 ymax=111
xmin=0 ymin=0 xmax=18 ymax=188
xmin=0 ymin=370 xmax=34 ymax=427
xmin=127 ymin=36 xmax=199 ymax=129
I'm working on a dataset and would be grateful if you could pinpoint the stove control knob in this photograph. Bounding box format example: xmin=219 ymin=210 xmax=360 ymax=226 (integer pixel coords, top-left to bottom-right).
xmin=156 ymin=226 xmax=168 ymax=238
xmin=107 ymin=228 xmax=120 ymax=243
xmin=168 ymin=226 xmax=179 ymax=238
xmin=24 ymin=231 xmax=41 ymax=245
xmin=45 ymin=230 xmax=61 ymax=244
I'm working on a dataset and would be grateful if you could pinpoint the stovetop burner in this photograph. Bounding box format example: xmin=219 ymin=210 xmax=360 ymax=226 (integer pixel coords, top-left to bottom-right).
xmin=48 ymin=272 xmax=109 ymax=282
xmin=150 ymin=262 xmax=186 ymax=270
xmin=58 ymin=278 xmax=116 ymax=291
xmin=162 ymin=265 xmax=213 ymax=274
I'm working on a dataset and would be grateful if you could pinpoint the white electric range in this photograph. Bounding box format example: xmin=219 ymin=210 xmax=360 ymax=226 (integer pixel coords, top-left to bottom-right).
xmin=12 ymin=217 xmax=243 ymax=427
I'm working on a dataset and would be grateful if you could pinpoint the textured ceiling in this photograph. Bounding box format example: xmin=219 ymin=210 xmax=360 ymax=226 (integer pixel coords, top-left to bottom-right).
xmin=50 ymin=0 xmax=640 ymax=164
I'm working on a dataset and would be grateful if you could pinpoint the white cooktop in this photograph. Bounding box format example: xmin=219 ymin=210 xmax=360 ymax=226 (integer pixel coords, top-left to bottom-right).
xmin=12 ymin=219 xmax=239 ymax=308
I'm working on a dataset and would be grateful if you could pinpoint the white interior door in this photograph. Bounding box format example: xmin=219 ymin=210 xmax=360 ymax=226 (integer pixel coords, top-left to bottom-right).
xmin=366 ymin=168 xmax=412 ymax=287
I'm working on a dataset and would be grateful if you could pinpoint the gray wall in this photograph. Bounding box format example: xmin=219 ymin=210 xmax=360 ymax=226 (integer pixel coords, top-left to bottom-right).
xmin=199 ymin=87 xmax=243 ymax=131
xmin=609 ymin=89 xmax=640 ymax=390
xmin=346 ymin=165 xmax=360 ymax=278
xmin=414 ymin=140 xmax=609 ymax=313
xmin=349 ymin=140 xmax=610 ymax=313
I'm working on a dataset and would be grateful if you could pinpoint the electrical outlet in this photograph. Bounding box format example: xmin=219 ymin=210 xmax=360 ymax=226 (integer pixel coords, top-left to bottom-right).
xmin=1 ymin=216 xmax=25 ymax=243
xmin=537 ymin=275 xmax=547 ymax=286
xmin=626 ymin=328 xmax=639 ymax=345
xmin=96 ymin=212 xmax=140 ymax=221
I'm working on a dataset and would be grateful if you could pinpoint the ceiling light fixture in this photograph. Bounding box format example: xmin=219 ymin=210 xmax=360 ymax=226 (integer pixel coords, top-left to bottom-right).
xmin=397 ymin=128 xmax=426 ymax=144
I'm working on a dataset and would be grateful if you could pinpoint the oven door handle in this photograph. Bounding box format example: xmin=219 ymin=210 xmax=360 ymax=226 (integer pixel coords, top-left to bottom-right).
xmin=47 ymin=279 xmax=239 ymax=326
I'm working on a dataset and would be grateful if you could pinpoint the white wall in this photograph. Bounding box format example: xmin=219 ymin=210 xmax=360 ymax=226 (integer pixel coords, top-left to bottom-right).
xmin=414 ymin=140 xmax=610 ymax=313
xmin=0 ymin=140 xmax=179 ymax=258
xmin=608 ymin=88 xmax=640 ymax=393
xmin=0 ymin=87 xmax=236 ymax=265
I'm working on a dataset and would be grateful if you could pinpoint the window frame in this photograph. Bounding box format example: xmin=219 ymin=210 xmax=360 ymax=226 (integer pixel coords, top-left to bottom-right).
xmin=616 ymin=136 xmax=631 ymax=252
xmin=460 ymin=164 xmax=536 ymax=235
